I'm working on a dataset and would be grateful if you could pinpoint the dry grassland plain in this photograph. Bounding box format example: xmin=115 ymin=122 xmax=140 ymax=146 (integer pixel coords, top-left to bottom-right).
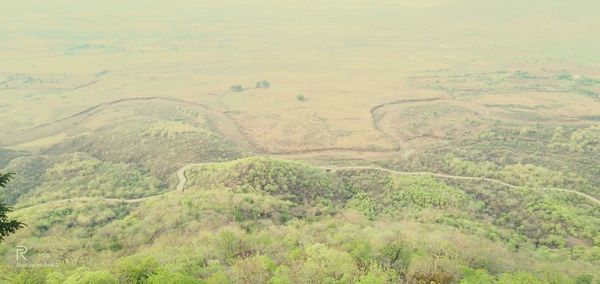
xmin=2 ymin=1 xmax=598 ymax=160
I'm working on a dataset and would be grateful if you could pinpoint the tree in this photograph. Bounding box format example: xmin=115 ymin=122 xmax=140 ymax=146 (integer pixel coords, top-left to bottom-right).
xmin=256 ymin=80 xmax=270 ymax=89
xmin=230 ymin=255 xmax=275 ymax=284
xmin=230 ymin=85 xmax=244 ymax=92
xmin=147 ymin=269 xmax=200 ymax=284
xmin=63 ymin=269 xmax=118 ymax=284
xmin=0 ymin=172 xmax=25 ymax=241
xmin=117 ymin=256 xmax=160 ymax=284
xmin=459 ymin=269 xmax=495 ymax=284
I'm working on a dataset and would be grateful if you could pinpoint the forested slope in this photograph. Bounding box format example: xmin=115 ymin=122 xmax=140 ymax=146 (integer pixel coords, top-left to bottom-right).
xmin=2 ymin=158 xmax=598 ymax=283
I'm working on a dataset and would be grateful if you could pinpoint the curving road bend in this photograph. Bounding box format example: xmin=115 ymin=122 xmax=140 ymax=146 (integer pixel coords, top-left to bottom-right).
xmin=176 ymin=162 xmax=600 ymax=206
xmin=323 ymin=165 xmax=518 ymax=188
xmin=175 ymin=162 xmax=222 ymax=192
xmin=9 ymin=96 xmax=599 ymax=213
xmin=14 ymin=195 xmax=163 ymax=212
xmin=14 ymin=161 xmax=600 ymax=213
xmin=0 ymin=96 xmax=256 ymax=152
xmin=323 ymin=165 xmax=600 ymax=206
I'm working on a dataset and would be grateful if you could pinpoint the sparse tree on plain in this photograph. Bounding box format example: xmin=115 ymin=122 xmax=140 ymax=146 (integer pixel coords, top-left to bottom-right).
xmin=256 ymin=80 xmax=271 ymax=89
xmin=230 ymin=85 xmax=244 ymax=92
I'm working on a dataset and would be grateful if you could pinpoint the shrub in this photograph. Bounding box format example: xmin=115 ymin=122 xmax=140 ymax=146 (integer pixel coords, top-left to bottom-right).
xmin=64 ymin=270 xmax=118 ymax=284
xmin=117 ymin=256 xmax=160 ymax=284
xmin=230 ymin=255 xmax=276 ymax=284
xmin=460 ymin=268 xmax=495 ymax=284
xmin=147 ymin=269 xmax=200 ymax=284
xmin=256 ymin=80 xmax=270 ymax=89
xmin=230 ymin=85 xmax=244 ymax=92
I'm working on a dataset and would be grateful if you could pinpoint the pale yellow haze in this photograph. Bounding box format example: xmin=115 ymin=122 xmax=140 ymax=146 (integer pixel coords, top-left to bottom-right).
xmin=1 ymin=0 xmax=599 ymax=154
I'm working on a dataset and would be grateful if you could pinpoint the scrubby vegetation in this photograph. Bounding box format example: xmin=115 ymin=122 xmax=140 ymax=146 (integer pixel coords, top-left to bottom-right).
xmin=2 ymin=79 xmax=598 ymax=283
xmin=230 ymin=85 xmax=244 ymax=92
xmin=185 ymin=158 xmax=345 ymax=205
xmin=256 ymin=80 xmax=270 ymax=89
xmin=43 ymin=106 xmax=243 ymax=178
xmin=1 ymin=158 xmax=599 ymax=283
xmin=2 ymin=153 xmax=166 ymax=206
xmin=411 ymin=70 xmax=600 ymax=100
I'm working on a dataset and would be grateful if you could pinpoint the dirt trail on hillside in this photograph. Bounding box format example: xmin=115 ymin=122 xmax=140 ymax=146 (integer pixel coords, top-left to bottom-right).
xmin=16 ymin=160 xmax=600 ymax=212
xmin=1 ymin=96 xmax=256 ymax=152
xmin=5 ymin=94 xmax=590 ymax=159
xmin=325 ymin=165 xmax=600 ymax=206
xmin=14 ymin=195 xmax=162 ymax=211
xmin=324 ymin=165 xmax=518 ymax=188
xmin=369 ymin=96 xmax=452 ymax=148
xmin=4 ymin=96 xmax=453 ymax=156
xmin=174 ymin=162 xmax=600 ymax=206
xmin=369 ymin=97 xmax=452 ymax=130
xmin=9 ymin=96 xmax=600 ymax=208
xmin=175 ymin=162 xmax=223 ymax=191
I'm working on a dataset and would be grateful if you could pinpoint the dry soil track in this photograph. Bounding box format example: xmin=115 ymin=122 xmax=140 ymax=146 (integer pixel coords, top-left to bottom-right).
xmin=15 ymin=160 xmax=600 ymax=212
xmin=1 ymin=96 xmax=255 ymax=151
xmin=3 ymin=96 xmax=450 ymax=155
xmin=8 ymin=97 xmax=600 ymax=209
xmin=176 ymin=162 xmax=600 ymax=206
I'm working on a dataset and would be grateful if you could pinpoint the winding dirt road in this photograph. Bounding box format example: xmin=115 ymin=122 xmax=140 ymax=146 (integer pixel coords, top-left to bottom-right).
xmin=323 ymin=165 xmax=518 ymax=188
xmin=8 ymin=96 xmax=600 ymax=210
xmin=325 ymin=165 xmax=600 ymax=205
xmin=369 ymin=96 xmax=451 ymax=148
xmin=175 ymin=162 xmax=223 ymax=191
xmin=175 ymin=162 xmax=600 ymax=206
xmin=2 ymin=95 xmax=448 ymax=156
xmin=369 ymin=97 xmax=451 ymax=130
xmin=14 ymin=195 xmax=163 ymax=211
xmin=15 ymin=160 xmax=600 ymax=213
xmin=1 ymin=96 xmax=255 ymax=152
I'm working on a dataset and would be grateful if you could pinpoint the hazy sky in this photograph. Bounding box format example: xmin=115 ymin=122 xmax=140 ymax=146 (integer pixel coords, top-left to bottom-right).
xmin=1 ymin=1 xmax=599 ymax=65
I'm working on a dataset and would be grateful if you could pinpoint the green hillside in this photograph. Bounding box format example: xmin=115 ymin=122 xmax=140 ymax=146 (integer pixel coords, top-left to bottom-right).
xmin=2 ymin=158 xmax=599 ymax=283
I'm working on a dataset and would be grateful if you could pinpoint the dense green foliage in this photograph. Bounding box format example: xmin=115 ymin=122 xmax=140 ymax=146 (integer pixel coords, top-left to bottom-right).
xmin=1 ymin=158 xmax=598 ymax=283
xmin=2 ymin=153 xmax=165 ymax=206
xmin=186 ymin=158 xmax=345 ymax=205
xmin=0 ymin=172 xmax=24 ymax=241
